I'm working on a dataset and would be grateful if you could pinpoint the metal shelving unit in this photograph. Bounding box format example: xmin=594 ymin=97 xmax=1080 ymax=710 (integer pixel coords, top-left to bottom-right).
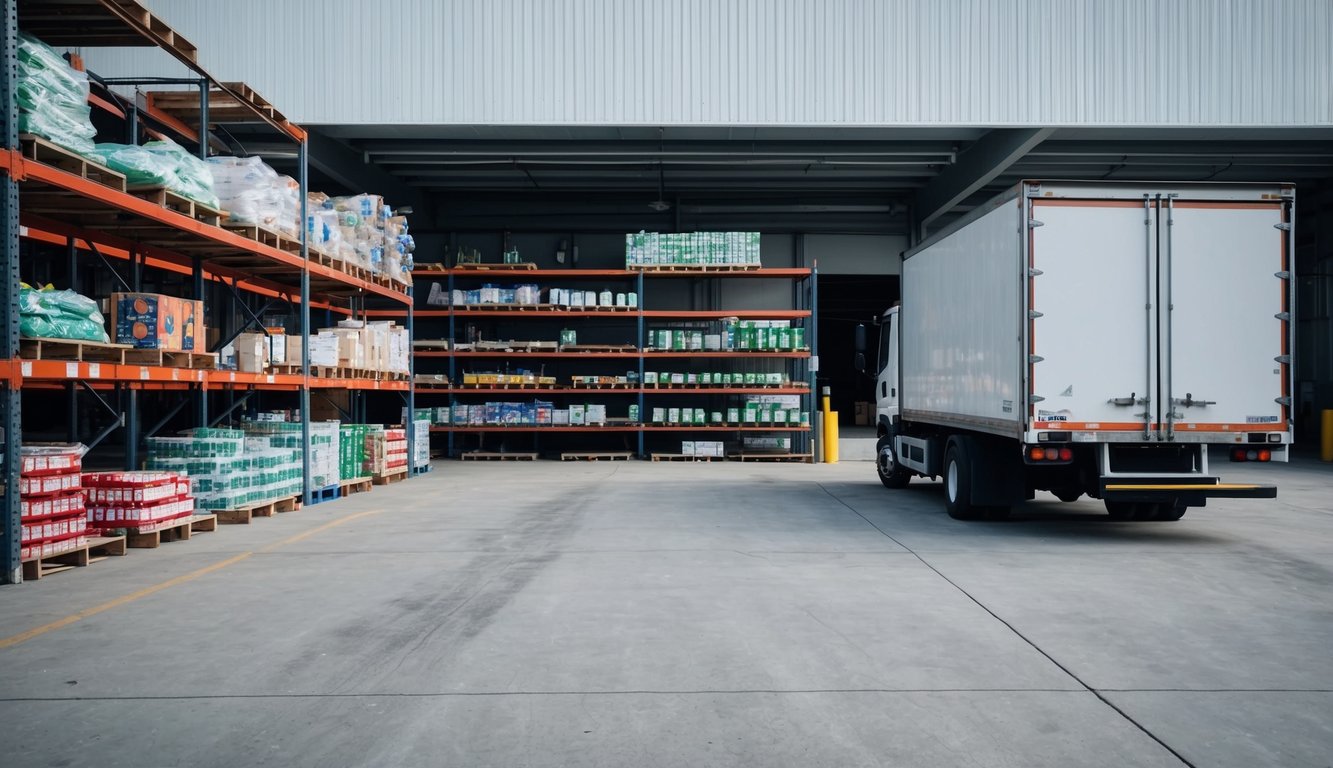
xmin=410 ymin=266 xmax=818 ymax=460
xmin=0 ymin=0 xmax=418 ymax=583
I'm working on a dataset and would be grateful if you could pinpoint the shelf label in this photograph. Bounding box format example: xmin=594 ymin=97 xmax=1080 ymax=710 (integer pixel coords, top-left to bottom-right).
xmin=228 ymin=372 xmax=236 ymax=382
xmin=809 ymin=355 xmax=819 ymax=372
xmin=21 ymin=362 xmax=31 ymax=377
xmin=66 ymin=362 xmax=79 ymax=379
xmin=139 ymin=367 xmax=150 ymax=380
xmin=88 ymin=363 xmax=100 ymax=378
xmin=266 ymin=375 xmax=275 ymax=383
xmin=172 ymin=369 xmax=180 ymax=381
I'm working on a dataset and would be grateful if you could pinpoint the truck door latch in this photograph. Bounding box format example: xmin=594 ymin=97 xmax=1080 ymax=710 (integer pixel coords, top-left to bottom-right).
xmin=1172 ymin=393 xmax=1216 ymax=408
xmin=1108 ymin=393 xmax=1148 ymax=406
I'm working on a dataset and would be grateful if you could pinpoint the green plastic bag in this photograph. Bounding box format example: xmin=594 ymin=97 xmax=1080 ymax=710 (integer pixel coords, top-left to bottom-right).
xmin=16 ymin=32 xmax=97 ymax=156
xmin=19 ymin=286 xmax=110 ymax=343
xmin=86 ymin=143 xmax=177 ymax=188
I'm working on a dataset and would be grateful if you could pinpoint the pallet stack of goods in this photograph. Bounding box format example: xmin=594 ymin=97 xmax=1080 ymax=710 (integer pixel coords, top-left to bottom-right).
xmin=228 ymin=320 xmax=409 ymax=377
xmin=242 ymin=419 xmax=340 ymax=493
xmin=146 ymin=429 xmax=300 ymax=511
xmin=412 ymin=419 xmax=431 ymax=469
xmin=18 ymin=445 xmax=88 ymax=562
xmin=340 ymin=424 xmax=374 ymax=482
xmin=366 ymin=427 xmax=408 ymax=480
xmin=647 ymin=324 xmax=806 ymax=352
xmin=625 ymin=231 xmax=762 ymax=268
xmin=83 ymin=472 xmax=194 ymax=531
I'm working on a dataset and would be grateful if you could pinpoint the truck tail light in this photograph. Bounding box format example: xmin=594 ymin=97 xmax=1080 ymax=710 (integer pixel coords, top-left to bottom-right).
xmin=1258 ymin=450 xmax=1271 ymax=462
xmin=1027 ymin=446 xmax=1073 ymax=464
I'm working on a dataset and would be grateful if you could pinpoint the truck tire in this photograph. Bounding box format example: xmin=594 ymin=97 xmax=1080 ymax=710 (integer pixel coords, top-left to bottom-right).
xmin=1104 ymin=500 xmax=1138 ymax=520
xmin=944 ymin=441 xmax=980 ymax=520
xmin=876 ymin=435 xmax=911 ymax=489
xmin=1152 ymin=501 xmax=1187 ymax=521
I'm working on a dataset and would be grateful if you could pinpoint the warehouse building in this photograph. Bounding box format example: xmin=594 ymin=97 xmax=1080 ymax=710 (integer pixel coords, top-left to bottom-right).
xmin=1 ymin=2 xmax=1331 ymax=766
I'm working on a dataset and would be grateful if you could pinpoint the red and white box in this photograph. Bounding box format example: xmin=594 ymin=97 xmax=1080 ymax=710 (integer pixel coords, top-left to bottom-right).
xmin=83 ymin=472 xmax=181 ymax=505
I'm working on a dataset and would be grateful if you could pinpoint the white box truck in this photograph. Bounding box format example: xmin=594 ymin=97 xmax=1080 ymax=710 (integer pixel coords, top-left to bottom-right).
xmin=858 ymin=181 xmax=1290 ymax=521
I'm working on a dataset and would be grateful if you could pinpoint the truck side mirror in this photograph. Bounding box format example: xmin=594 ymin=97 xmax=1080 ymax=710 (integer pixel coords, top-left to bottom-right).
xmin=854 ymin=324 xmax=867 ymax=354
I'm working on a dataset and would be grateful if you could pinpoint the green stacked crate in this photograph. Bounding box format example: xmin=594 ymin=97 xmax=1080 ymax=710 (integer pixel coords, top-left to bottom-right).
xmin=340 ymin=424 xmax=373 ymax=480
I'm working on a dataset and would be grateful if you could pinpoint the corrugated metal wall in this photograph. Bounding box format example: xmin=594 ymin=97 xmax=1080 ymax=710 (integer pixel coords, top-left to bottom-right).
xmin=74 ymin=0 xmax=1331 ymax=126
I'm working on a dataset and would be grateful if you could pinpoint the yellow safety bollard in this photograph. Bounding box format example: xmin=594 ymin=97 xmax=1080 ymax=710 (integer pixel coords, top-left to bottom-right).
xmin=824 ymin=412 xmax=840 ymax=463
xmin=1322 ymin=409 xmax=1333 ymax=462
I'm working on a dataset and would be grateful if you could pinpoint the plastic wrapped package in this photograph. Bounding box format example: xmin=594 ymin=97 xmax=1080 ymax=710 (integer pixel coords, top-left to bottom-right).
xmin=88 ymin=139 xmax=218 ymax=207
xmin=153 ymin=142 xmax=219 ymax=208
xmin=16 ymin=32 xmax=98 ymax=155
xmin=19 ymin=285 xmax=110 ymax=342
xmin=208 ymin=156 xmax=287 ymax=229
xmin=274 ymin=175 xmax=301 ymax=235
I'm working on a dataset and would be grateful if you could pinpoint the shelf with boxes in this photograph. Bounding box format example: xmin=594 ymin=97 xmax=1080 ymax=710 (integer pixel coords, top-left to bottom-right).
xmin=407 ymin=251 xmax=816 ymax=460
xmin=2 ymin=2 xmax=426 ymax=581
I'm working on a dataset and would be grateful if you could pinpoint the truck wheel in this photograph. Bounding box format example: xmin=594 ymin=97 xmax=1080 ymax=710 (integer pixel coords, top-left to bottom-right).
xmin=876 ymin=435 xmax=911 ymax=489
xmin=1153 ymin=502 xmax=1187 ymax=521
xmin=1104 ymin=500 xmax=1138 ymax=520
xmin=1053 ymin=489 xmax=1082 ymax=503
xmin=944 ymin=441 xmax=980 ymax=520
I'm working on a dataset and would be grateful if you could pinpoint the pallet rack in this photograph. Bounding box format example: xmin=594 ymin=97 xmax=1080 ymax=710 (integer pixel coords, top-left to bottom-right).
xmin=1 ymin=0 xmax=418 ymax=583
xmin=405 ymin=266 xmax=818 ymax=459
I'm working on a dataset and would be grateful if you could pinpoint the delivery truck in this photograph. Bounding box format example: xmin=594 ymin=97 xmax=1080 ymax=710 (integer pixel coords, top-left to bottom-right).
xmin=857 ymin=181 xmax=1290 ymax=521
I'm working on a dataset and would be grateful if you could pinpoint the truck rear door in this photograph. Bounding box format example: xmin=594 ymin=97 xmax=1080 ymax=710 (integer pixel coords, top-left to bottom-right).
xmin=1028 ymin=197 xmax=1158 ymax=437
xmin=1163 ymin=198 xmax=1291 ymax=440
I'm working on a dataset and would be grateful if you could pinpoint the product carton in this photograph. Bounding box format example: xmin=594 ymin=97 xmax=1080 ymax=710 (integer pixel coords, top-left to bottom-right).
xmin=111 ymin=293 xmax=203 ymax=351
xmin=586 ymin=404 xmax=607 ymax=425
xmin=311 ymin=332 xmax=340 ymax=367
xmin=668 ymin=407 xmax=681 ymax=424
xmin=681 ymin=441 xmax=697 ymax=456
xmin=236 ymin=332 xmax=267 ymax=373
xmin=570 ymin=404 xmax=587 ymax=425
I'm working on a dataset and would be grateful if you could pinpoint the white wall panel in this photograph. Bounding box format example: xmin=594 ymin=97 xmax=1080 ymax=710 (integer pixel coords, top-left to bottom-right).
xmin=71 ymin=0 xmax=1331 ymax=126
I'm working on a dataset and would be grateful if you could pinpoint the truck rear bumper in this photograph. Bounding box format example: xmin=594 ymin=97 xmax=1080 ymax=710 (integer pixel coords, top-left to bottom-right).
xmin=1102 ymin=481 xmax=1277 ymax=505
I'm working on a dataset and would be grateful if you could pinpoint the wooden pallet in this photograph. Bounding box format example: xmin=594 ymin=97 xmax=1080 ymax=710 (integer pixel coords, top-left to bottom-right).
xmin=128 ymin=186 xmax=226 ymax=226
xmin=19 ymin=134 xmax=128 ymax=192
xmin=122 ymin=348 xmax=219 ymax=369
xmin=561 ymin=452 xmax=634 ymax=461
xmin=460 ymin=452 xmax=538 ymax=461
xmin=475 ymin=341 xmax=560 ymax=352
xmin=20 ymin=535 xmax=127 ymax=581
xmin=632 ymin=264 xmax=761 ymax=272
xmin=124 ymin=515 xmax=197 ymax=549
xmin=214 ymin=495 xmax=300 ymax=525
xmin=19 ymin=336 xmax=133 ymax=363
xmin=454 ymin=262 xmax=539 ymax=271
xmin=191 ymin=514 xmax=219 ymax=533
xmin=728 ymin=452 xmax=814 ymax=463
xmin=561 ymin=345 xmax=638 ymax=353
xmin=340 ymin=477 xmax=373 ymax=496
xmin=372 ymin=469 xmax=409 ymax=485
xmin=651 ymin=453 xmax=723 ymax=462
xmin=223 ymin=223 xmax=303 ymax=254
xmin=413 ymin=340 xmax=453 ymax=350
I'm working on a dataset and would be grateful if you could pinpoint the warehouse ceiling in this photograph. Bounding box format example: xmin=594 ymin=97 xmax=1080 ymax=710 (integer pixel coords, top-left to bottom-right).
xmin=228 ymin=125 xmax=1333 ymax=237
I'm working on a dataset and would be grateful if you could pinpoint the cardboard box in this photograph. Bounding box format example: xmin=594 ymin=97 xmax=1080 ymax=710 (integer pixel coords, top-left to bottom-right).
xmin=311 ymin=332 xmax=339 ymax=368
xmin=681 ymin=441 xmax=696 ymax=456
xmin=668 ymin=407 xmax=681 ymax=424
xmin=854 ymin=401 xmax=872 ymax=426
xmin=111 ymin=293 xmax=203 ymax=351
xmin=570 ymin=404 xmax=587 ymax=426
xmin=586 ymin=404 xmax=607 ymax=425
xmin=235 ymin=332 xmax=267 ymax=373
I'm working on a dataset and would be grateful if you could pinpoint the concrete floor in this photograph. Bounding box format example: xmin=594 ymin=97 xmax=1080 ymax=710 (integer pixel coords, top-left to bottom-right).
xmin=1 ymin=457 xmax=1331 ymax=767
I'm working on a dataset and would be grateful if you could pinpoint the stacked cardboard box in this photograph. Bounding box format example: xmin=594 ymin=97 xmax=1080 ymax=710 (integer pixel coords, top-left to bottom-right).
xmin=18 ymin=445 xmax=88 ymax=561
xmin=365 ymin=428 xmax=408 ymax=477
xmin=412 ymin=419 xmax=430 ymax=469
xmin=242 ymin=419 xmax=340 ymax=491
xmin=681 ymin=441 xmax=726 ymax=458
xmin=229 ymin=321 xmax=408 ymax=375
xmin=84 ymin=472 xmax=194 ymax=529
xmin=110 ymin=293 xmax=204 ymax=351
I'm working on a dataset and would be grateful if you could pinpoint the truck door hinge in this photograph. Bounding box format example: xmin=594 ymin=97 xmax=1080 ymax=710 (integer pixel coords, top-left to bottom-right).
xmin=1028 ymin=268 xmax=1044 ymax=277
xmin=1275 ymin=312 xmax=1291 ymax=322
xmin=1275 ymin=355 xmax=1292 ymax=365
xmin=1028 ymin=310 xmax=1044 ymax=319
xmin=1028 ymin=355 xmax=1044 ymax=364
xmin=1028 ymin=219 xmax=1045 ymax=228
xmin=1276 ymin=396 xmax=1292 ymax=406
xmin=1274 ymin=222 xmax=1292 ymax=231
xmin=1030 ymin=395 xmax=1046 ymax=403
xmin=1172 ymin=393 xmax=1216 ymax=408
xmin=1275 ymin=270 xmax=1291 ymax=280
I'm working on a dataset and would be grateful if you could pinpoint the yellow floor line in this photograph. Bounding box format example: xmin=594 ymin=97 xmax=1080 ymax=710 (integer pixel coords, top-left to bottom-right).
xmin=0 ymin=508 xmax=384 ymax=651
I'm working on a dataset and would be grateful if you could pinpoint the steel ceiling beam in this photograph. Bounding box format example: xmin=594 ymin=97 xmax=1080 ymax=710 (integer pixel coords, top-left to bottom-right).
xmin=913 ymin=127 xmax=1055 ymax=234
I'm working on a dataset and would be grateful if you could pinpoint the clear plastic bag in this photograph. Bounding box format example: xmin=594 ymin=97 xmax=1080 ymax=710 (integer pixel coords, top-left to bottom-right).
xmin=16 ymin=32 xmax=97 ymax=156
